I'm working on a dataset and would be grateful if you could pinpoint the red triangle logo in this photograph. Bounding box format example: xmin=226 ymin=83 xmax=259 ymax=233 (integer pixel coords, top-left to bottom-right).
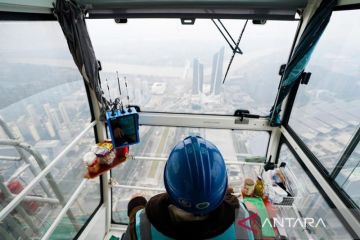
xmin=237 ymin=213 xmax=258 ymax=234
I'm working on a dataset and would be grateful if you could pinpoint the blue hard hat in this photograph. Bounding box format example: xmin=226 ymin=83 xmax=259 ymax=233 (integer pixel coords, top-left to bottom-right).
xmin=164 ymin=136 xmax=228 ymax=215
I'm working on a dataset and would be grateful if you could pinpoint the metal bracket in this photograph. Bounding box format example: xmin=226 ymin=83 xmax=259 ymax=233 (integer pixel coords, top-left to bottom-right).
xmin=234 ymin=109 xmax=260 ymax=123
xmin=181 ymin=18 xmax=195 ymax=25
xmin=108 ymin=178 xmax=117 ymax=188
xmin=300 ymin=72 xmax=312 ymax=85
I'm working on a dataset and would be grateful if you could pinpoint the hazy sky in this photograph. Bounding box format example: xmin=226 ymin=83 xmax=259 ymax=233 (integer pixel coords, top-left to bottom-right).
xmin=0 ymin=10 xmax=358 ymax=75
xmin=0 ymin=10 xmax=358 ymax=58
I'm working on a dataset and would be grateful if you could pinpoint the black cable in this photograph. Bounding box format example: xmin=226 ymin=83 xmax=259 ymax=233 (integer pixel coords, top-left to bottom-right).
xmin=211 ymin=19 xmax=234 ymax=52
xmin=223 ymin=19 xmax=248 ymax=84
xmin=217 ymin=19 xmax=242 ymax=54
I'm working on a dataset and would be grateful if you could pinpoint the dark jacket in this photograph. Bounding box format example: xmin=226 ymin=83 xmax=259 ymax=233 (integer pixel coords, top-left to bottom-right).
xmin=122 ymin=192 xmax=262 ymax=240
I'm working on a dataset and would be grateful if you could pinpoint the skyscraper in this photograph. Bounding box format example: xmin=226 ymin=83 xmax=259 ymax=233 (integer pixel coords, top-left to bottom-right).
xmin=192 ymin=58 xmax=204 ymax=95
xmin=58 ymin=102 xmax=71 ymax=125
xmin=26 ymin=104 xmax=40 ymax=123
xmin=28 ymin=124 xmax=40 ymax=142
xmin=210 ymin=47 xmax=225 ymax=95
xmin=43 ymin=103 xmax=61 ymax=131
xmin=199 ymin=63 xmax=204 ymax=93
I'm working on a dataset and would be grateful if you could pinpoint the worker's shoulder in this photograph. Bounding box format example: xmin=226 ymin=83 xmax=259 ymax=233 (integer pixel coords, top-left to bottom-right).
xmin=147 ymin=192 xmax=169 ymax=206
xmin=223 ymin=192 xmax=240 ymax=209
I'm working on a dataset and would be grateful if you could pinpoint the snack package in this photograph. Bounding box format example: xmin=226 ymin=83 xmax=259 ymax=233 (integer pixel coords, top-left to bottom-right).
xmin=92 ymin=141 xmax=115 ymax=165
xmin=115 ymin=146 xmax=129 ymax=159
xmin=83 ymin=152 xmax=100 ymax=173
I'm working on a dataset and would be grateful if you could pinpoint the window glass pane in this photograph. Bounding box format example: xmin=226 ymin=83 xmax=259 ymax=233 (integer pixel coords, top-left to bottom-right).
xmin=276 ymin=144 xmax=352 ymax=239
xmin=0 ymin=130 xmax=98 ymax=239
xmin=0 ymin=179 xmax=100 ymax=239
xmin=112 ymin=126 xmax=269 ymax=223
xmin=336 ymin=140 xmax=360 ymax=207
xmin=289 ymin=10 xmax=360 ymax=172
xmin=51 ymin=179 xmax=101 ymax=239
xmin=0 ymin=21 xmax=91 ymax=165
xmin=88 ymin=19 xmax=297 ymax=115
xmin=0 ymin=21 xmax=99 ymax=239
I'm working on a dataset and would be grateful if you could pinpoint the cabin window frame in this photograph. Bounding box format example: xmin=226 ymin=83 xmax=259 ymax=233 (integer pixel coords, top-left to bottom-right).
xmin=279 ymin=7 xmax=360 ymax=212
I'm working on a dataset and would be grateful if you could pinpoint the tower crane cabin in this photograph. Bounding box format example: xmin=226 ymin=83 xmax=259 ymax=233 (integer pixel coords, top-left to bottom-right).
xmin=0 ymin=0 xmax=359 ymax=239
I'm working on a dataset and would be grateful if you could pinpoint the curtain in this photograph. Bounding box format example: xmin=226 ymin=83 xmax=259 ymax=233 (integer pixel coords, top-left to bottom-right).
xmin=53 ymin=0 xmax=109 ymax=109
xmin=269 ymin=0 xmax=337 ymax=126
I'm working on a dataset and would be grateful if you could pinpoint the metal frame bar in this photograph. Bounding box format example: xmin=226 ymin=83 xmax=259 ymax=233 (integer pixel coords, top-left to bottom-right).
xmin=0 ymin=138 xmax=80 ymax=230
xmin=113 ymin=183 xmax=242 ymax=197
xmin=330 ymin=127 xmax=360 ymax=179
xmin=5 ymin=163 xmax=30 ymax=184
xmin=112 ymin=184 xmax=164 ymax=192
xmin=72 ymin=72 xmax=105 ymax=239
xmin=133 ymin=155 xmax=267 ymax=166
xmin=0 ymin=175 xmax=40 ymax=235
xmin=281 ymin=126 xmax=360 ymax=238
xmin=0 ymin=156 xmax=21 ymax=161
xmin=20 ymin=195 xmax=59 ymax=204
xmin=0 ymin=117 xmax=53 ymax=198
xmin=0 ymin=121 xmax=96 ymax=222
xmin=86 ymin=87 xmax=111 ymax=235
xmin=138 ymin=112 xmax=274 ymax=131
xmin=281 ymin=75 xmax=301 ymax=126
xmin=0 ymin=11 xmax=55 ymax=20
xmin=266 ymin=127 xmax=281 ymax=164
xmin=41 ymin=179 xmax=87 ymax=240
xmin=334 ymin=3 xmax=360 ymax=10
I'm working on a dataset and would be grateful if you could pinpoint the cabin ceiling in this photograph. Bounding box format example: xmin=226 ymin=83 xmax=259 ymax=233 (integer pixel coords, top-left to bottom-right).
xmin=0 ymin=0 xmax=359 ymax=19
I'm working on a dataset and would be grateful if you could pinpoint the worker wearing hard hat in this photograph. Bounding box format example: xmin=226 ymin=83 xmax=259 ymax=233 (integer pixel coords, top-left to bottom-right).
xmin=122 ymin=136 xmax=261 ymax=240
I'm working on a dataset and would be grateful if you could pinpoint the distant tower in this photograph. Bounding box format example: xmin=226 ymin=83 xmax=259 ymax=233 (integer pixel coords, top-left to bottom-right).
xmin=210 ymin=47 xmax=225 ymax=95
xmin=49 ymin=109 xmax=62 ymax=130
xmin=192 ymin=58 xmax=204 ymax=95
xmin=43 ymin=104 xmax=61 ymax=130
xmin=45 ymin=121 xmax=56 ymax=138
xmin=58 ymin=102 xmax=70 ymax=125
xmin=28 ymin=124 xmax=40 ymax=142
xmin=26 ymin=104 xmax=40 ymax=123
xmin=199 ymin=63 xmax=204 ymax=93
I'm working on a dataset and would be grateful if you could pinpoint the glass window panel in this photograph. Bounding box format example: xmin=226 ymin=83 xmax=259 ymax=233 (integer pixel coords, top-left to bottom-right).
xmin=0 ymin=180 xmax=64 ymax=238
xmin=88 ymin=19 xmax=297 ymax=115
xmin=0 ymin=130 xmax=98 ymax=239
xmin=289 ymin=10 xmax=360 ymax=172
xmin=51 ymin=179 xmax=101 ymax=239
xmin=276 ymin=144 xmax=352 ymax=239
xmin=0 ymin=21 xmax=99 ymax=239
xmin=336 ymin=141 xmax=360 ymax=207
xmin=0 ymin=21 xmax=91 ymax=163
xmin=49 ymin=130 xmax=95 ymax=202
xmin=112 ymin=126 xmax=269 ymax=223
